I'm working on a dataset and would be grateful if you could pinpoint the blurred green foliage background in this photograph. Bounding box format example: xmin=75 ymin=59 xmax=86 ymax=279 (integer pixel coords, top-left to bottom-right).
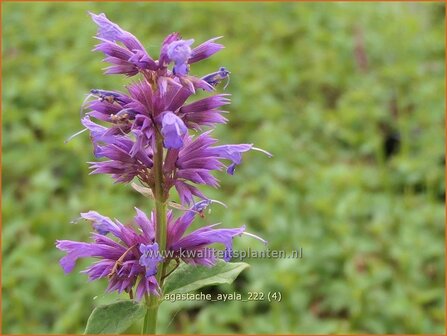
xmin=2 ymin=2 xmax=445 ymax=334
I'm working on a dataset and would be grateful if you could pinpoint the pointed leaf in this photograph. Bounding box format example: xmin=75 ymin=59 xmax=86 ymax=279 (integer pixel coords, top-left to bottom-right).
xmin=163 ymin=260 xmax=249 ymax=295
xmin=84 ymin=300 xmax=145 ymax=334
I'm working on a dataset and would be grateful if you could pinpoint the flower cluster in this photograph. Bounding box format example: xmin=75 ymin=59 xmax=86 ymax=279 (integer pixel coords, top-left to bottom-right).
xmin=57 ymin=202 xmax=259 ymax=299
xmin=57 ymin=12 xmax=270 ymax=300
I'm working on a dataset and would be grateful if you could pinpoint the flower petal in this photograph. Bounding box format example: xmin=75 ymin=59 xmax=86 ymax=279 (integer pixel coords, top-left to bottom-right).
xmin=189 ymin=37 xmax=224 ymax=63
xmin=81 ymin=210 xmax=121 ymax=236
xmin=172 ymin=225 xmax=245 ymax=262
xmin=134 ymin=207 xmax=155 ymax=241
xmin=139 ymin=243 xmax=164 ymax=277
xmin=161 ymin=112 xmax=187 ymax=149
xmin=56 ymin=240 xmax=123 ymax=273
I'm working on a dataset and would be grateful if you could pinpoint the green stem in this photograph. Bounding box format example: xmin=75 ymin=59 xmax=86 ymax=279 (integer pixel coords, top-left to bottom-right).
xmin=143 ymin=294 xmax=158 ymax=334
xmin=142 ymin=131 xmax=167 ymax=335
xmin=154 ymin=133 xmax=168 ymax=283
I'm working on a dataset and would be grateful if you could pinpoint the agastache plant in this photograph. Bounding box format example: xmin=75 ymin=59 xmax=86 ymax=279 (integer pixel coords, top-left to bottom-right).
xmin=56 ymin=12 xmax=271 ymax=334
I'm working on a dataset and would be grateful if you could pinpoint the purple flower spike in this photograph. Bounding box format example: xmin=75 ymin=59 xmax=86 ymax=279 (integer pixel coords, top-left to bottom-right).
xmin=58 ymin=13 xmax=272 ymax=301
xmin=161 ymin=112 xmax=187 ymax=149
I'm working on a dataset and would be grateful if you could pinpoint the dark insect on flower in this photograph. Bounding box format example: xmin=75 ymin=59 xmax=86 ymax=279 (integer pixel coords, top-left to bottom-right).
xmin=79 ymin=89 xmax=131 ymax=121
xmin=110 ymin=111 xmax=134 ymax=128
xmin=67 ymin=89 xmax=128 ymax=143
xmin=201 ymin=67 xmax=231 ymax=89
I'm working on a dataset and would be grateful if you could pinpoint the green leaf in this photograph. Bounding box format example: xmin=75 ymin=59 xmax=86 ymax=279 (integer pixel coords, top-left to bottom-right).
xmin=163 ymin=260 xmax=250 ymax=295
xmin=84 ymin=300 xmax=145 ymax=334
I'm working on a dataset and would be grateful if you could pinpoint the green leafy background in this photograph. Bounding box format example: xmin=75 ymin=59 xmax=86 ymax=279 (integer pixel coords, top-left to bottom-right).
xmin=2 ymin=2 xmax=445 ymax=334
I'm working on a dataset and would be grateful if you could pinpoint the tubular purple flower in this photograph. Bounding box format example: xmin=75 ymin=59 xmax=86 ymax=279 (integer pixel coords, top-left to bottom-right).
xmin=167 ymin=39 xmax=194 ymax=64
xmin=162 ymin=84 xmax=191 ymax=112
xmin=90 ymin=12 xmax=157 ymax=75
xmin=128 ymin=49 xmax=157 ymax=69
xmin=126 ymin=79 xmax=160 ymax=117
xmin=161 ymin=112 xmax=187 ymax=149
xmin=103 ymin=58 xmax=140 ymax=77
xmin=129 ymin=115 xmax=155 ymax=157
xmin=212 ymin=144 xmax=272 ymax=175
xmin=167 ymin=39 xmax=194 ymax=76
xmin=166 ymin=203 xmax=265 ymax=264
xmin=159 ymin=32 xmax=181 ymax=68
xmin=88 ymin=136 xmax=153 ymax=183
xmin=134 ymin=207 xmax=155 ymax=241
xmin=139 ymin=243 xmax=163 ymax=277
xmin=170 ymin=132 xmax=223 ymax=192
xmin=212 ymin=144 xmax=252 ymax=175
xmin=81 ymin=116 xmax=121 ymax=157
xmin=170 ymin=132 xmax=272 ymax=186
xmin=89 ymin=12 xmax=124 ymax=41
xmin=84 ymin=89 xmax=132 ymax=124
xmin=174 ymin=180 xmax=208 ymax=205
xmin=157 ymin=76 xmax=183 ymax=96
xmin=176 ymin=132 xmax=222 ymax=171
xmin=94 ymin=41 xmax=139 ymax=77
xmin=93 ymin=39 xmax=133 ymax=63
xmin=86 ymin=105 xmax=124 ymax=124
xmin=173 ymin=225 xmax=245 ymax=262
xmin=179 ymin=94 xmax=230 ymax=128
xmin=189 ymin=37 xmax=224 ymax=63
xmin=181 ymin=94 xmax=231 ymax=112
xmin=90 ymin=11 xmax=151 ymax=58
xmin=167 ymin=201 xmax=211 ymax=244
xmin=161 ymin=132 xmax=273 ymax=204
xmin=81 ymin=211 xmax=121 ymax=236
xmin=181 ymin=75 xmax=214 ymax=93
